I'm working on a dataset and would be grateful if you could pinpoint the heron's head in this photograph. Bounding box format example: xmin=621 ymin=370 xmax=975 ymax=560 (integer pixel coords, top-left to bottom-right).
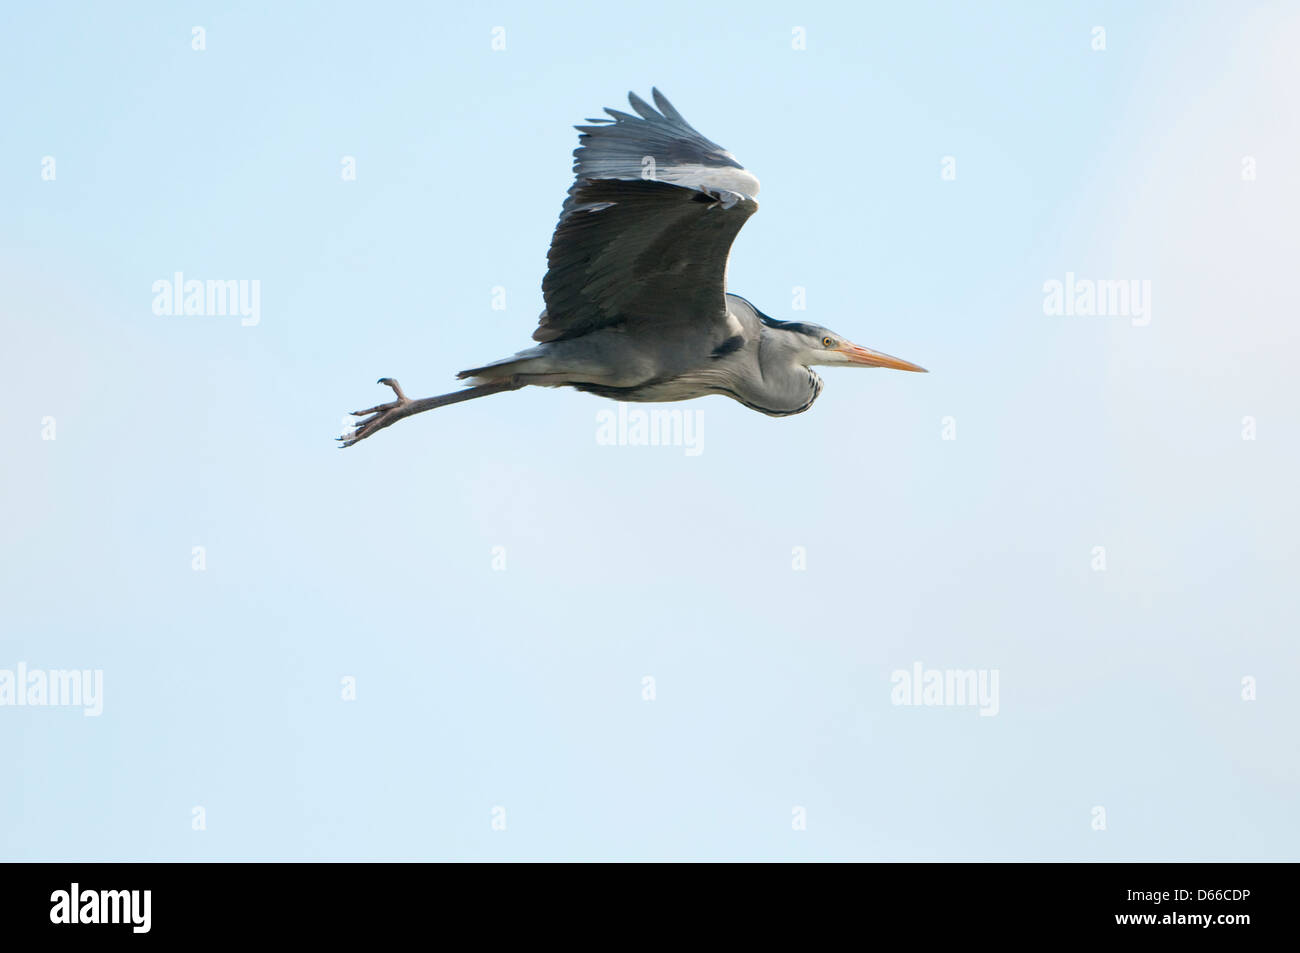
xmin=778 ymin=321 xmax=928 ymax=373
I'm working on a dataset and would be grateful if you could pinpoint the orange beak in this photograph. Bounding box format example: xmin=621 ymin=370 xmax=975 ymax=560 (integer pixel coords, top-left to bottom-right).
xmin=837 ymin=343 xmax=928 ymax=373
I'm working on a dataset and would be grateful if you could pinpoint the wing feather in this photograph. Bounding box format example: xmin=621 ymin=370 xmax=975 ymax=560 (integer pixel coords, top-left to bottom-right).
xmin=536 ymin=89 xmax=761 ymax=343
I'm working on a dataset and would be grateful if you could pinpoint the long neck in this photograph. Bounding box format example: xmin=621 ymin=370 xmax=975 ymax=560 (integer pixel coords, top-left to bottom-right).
xmin=737 ymin=328 xmax=823 ymax=417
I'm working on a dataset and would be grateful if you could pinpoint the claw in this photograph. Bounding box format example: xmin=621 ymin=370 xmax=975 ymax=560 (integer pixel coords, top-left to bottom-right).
xmin=376 ymin=378 xmax=408 ymax=402
xmin=340 ymin=376 xmax=442 ymax=448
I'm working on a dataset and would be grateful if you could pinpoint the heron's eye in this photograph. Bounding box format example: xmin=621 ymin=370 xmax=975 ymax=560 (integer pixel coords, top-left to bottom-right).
xmin=821 ymin=336 xmax=835 ymax=348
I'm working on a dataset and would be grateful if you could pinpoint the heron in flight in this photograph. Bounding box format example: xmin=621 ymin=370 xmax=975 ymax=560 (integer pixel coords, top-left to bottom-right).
xmin=340 ymin=88 xmax=925 ymax=447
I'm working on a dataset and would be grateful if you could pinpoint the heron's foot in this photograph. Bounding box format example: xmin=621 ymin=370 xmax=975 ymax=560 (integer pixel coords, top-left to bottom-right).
xmin=338 ymin=378 xmax=412 ymax=448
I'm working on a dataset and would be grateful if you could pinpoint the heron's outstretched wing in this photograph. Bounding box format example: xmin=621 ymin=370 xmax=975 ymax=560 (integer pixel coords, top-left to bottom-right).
xmin=534 ymin=89 xmax=760 ymax=344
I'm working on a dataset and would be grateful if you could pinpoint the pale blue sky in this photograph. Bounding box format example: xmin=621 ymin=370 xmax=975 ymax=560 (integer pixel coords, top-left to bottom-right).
xmin=1 ymin=1 xmax=1296 ymax=860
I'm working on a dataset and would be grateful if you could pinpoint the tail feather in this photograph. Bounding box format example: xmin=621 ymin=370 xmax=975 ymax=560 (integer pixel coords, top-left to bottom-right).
xmin=457 ymin=347 xmax=547 ymax=384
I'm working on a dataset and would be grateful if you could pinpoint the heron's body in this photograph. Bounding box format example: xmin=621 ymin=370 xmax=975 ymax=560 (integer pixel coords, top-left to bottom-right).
xmin=340 ymin=89 xmax=924 ymax=447
xmin=460 ymin=294 xmax=823 ymax=416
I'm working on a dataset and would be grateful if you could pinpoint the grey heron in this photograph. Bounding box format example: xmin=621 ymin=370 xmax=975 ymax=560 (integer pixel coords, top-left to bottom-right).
xmin=339 ymin=88 xmax=925 ymax=448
